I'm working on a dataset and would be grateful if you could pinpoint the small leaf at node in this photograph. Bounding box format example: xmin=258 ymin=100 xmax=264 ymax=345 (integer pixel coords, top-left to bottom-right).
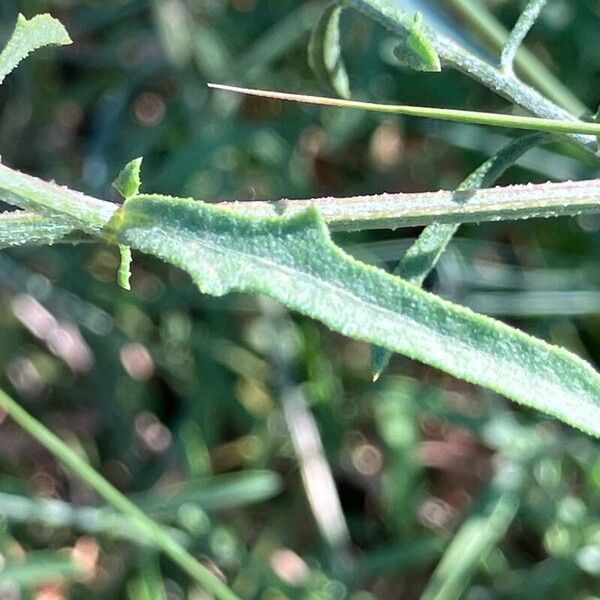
xmin=112 ymin=158 xmax=142 ymax=290
xmin=392 ymin=13 xmax=441 ymax=72
xmin=112 ymin=157 xmax=143 ymax=199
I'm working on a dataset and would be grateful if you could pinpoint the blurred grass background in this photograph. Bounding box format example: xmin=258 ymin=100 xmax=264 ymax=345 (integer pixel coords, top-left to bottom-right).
xmin=0 ymin=0 xmax=599 ymax=598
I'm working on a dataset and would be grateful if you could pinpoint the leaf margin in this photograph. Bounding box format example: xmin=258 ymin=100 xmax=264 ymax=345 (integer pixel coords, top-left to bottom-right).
xmin=113 ymin=194 xmax=600 ymax=438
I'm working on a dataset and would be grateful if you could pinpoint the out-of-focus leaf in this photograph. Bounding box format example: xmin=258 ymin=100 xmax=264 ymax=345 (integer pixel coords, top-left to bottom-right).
xmin=392 ymin=12 xmax=441 ymax=72
xmin=0 ymin=14 xmax=71 ymax=86
xmin=0 ymin=552 xmax=81 ymax=586
xmin=341 ymin=538 xmax=443 ymax=583
xmin=135 ymin=470 xmax=283 ymax=512
xmin=127 ymin=552 xmax=166 ymax=600
xmin=308 ymin=1 xmax=351 ymax=99
xmin=375 ymin=379 xmax=421 ymax=536
xmin=420 ymin=475 xmax=520 ymax=600
xmin=114 ymin=194 xmax=600 ymax=437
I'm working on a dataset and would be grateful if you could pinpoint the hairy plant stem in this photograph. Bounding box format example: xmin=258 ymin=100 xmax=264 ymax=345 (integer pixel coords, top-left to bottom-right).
xmin=2 ymin=166 xmax=600 ymax=240
xmin=220 ymin=179 xmax=600 ymax=230
xmin=0 ymin=163 xmax=114 ymax=232
xmin=0 ymin=386 xmax=240 ymax=600
xmin=500 ymin=0 xmax=547 ymax=73
xmin=346 ymin=0 xmax=597 ymax=153
xmin=445 ymin=0 xmax=587 ymax=115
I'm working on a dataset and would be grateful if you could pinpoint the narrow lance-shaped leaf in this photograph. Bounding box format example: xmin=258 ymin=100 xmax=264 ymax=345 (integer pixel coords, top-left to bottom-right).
xmin=0 ymin=552 xmax=82 ymax=586
xmin=420 ymin=467 xmax=520 ymax=600
xmin=0 ymin=13 xmax=71 ymax=86
xmin=372 ymin=133 xmax=552 ymax=378
xmin=113 ymin=196 xmax=600 ymax=437
xmin=392 ymin=12 xmax=440 ymax=72
xmin=308 ymin=1 xmax=351 ymax=99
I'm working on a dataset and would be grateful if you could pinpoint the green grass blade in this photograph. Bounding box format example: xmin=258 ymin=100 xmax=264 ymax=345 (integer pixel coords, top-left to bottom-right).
xmin=134 ymin=470 xmax=282 ymax=512
xmin=207 ymin=84 xmax=600 ymax=136
xmin=420 ymin=471 xmax=520 ymax=600
xmin=114 ymin=196 xmax=600 ymax=437
xmin=0 ymin=387 xmax=241 ymax=600
xmin=0 ymin=552 xmax=81 ymax=586
xmin=0 ymin=14 xmax=71 ymax=86
xmin=0 ymin=491 xmax=189 ymax=544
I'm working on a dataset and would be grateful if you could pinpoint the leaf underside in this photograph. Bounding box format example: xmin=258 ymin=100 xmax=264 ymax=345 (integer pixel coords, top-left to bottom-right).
xmin=115 ymin=195 xmax=600 ymax=438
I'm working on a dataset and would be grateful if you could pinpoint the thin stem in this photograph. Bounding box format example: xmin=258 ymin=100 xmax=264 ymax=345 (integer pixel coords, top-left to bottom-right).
xmin=501 ymin=0 xmax=548 ymax=73
xmin=0 ymin=387 xmax=240 ymax=600
xmin=3 ymin=166 xmax=600 ymax=233
xmin=0 ymin=163 xmax=115 ymax=232
xmin=0 ymin=211 xmax=77 ymax=249
xmin=346 ymin=0 xmax=597 ymax=153
xmin=445 ymin=0 xmax=586 ymax=115
xmin=216 ymin=178 xmax=600 ymax=231
xmin=208 ymin=83 xmax=600 ymax=136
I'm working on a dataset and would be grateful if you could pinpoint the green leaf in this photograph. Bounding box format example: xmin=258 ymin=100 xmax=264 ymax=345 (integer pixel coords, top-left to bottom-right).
xmin=420 ymin=475 xmax=520 ymax=600
xmin=112 ymin=158 xmax=143 ymax=290
xmin=308 ymin=1 xmax=351 ymax=99
xmin=392 ymin=12 xmax=440 ymax=72
xmin=0 ymin=552 xmax=82 ymax=586
xmin=114 ymin=195 xmax=600 ymax=437
xmin=0 ymin=13 xmax=71 ymax=87
xmin=112 ymin=157 xmax=143 ymax=199
xmin=118 ymin=244 xmax=132 ymax=290
xmin=372 ymin=133 xmax=552 ymax=379
xmin=134 ymin=470 xmax=283 ymax=513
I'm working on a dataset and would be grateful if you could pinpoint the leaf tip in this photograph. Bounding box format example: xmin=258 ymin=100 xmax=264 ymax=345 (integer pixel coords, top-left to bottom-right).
xmin=371 ymin=345 xmax=391 ymax=382
xmin=27 ymin=13 xmax=72 ymax=47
